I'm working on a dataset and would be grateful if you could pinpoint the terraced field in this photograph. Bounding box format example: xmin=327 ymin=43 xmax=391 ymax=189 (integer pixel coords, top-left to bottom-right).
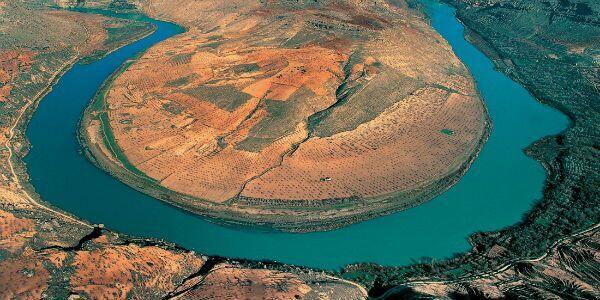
xmin=83 ymin=0 xmax=489 ymax=230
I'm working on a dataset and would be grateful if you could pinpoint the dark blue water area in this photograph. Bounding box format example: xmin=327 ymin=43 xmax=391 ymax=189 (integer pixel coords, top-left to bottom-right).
xmin=24 ymin=3 xmax=568 ymax=270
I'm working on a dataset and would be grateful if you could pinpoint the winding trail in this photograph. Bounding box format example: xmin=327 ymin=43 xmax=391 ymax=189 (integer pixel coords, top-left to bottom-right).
xmin=326 ymin=274 xmax=369 ymax=298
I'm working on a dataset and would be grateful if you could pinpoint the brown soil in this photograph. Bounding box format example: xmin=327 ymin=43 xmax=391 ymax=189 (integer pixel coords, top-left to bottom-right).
xmin=69 ymin=236 xmax=205 ymax=299
xmin=0 ymin=206 xmax=365 ymax=299
xmin=171 ymin=263 xmax=365 ymax=299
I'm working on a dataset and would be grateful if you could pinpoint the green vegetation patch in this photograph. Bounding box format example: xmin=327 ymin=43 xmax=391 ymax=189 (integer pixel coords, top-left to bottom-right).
xmin=230 ymin=63 xmax=260 ymax=74
xmin=166 ymin=74 xmax=196 ymax=87
xmin=441 ymin=128 xmax=454 ymax=135
xmin=169 ymin=53 xmax=193 ymax=65
xmin=234 ymin=136 xmax=279 ymax=152
xmin=105 ymin=20 xmax=152 ymax=46
xmin=80 ymin=18 xmax=155 ymax=64
xmin=161 ymin=101 xmax=183 ymax=115
xmin=283 ymin=29 xmax=329 ymax=48
xmin=86 ymin=54 xmax=154 ymax=182
xmin=199 ymin=40 xmax=225 ymax=50
xmin=108 ymin=0 xmax=137 ymax=10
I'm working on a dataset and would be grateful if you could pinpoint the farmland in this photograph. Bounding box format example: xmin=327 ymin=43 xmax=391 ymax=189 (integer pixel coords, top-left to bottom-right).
xmin=82 ymin=0 xmax=489 ymax=231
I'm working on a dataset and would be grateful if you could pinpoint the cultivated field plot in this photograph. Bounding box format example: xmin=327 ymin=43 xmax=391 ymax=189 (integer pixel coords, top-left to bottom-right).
xmin=84 ymin=0 xmax=489 ymax=230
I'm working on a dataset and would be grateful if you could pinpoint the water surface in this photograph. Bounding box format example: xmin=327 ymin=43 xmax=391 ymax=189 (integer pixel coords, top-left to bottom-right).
xmin=24 ymin=2 xmax=568 ymax=269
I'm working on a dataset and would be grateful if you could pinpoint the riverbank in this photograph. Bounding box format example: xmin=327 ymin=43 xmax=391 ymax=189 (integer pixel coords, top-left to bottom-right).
xmin=23 ymin=0 xmax=568 ymax=270
xmin=2 ymin=3 xmax=161 ymax=228
xmin=80 ymin=97 xmax=491 ymax=232
xmin=375 ymin=223 xmax=600 ymax=299
xmin=1 ymin=205 xmax=365 ymax=299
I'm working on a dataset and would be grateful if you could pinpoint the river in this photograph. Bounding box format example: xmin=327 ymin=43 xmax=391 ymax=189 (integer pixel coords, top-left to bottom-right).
xmin=23 ymin=1 xmax=568 ymax=269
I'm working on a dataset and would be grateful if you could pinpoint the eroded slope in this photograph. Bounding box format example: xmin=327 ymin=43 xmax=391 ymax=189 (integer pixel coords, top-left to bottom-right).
xmin=387 ymin=226 xmax=600 ymax=299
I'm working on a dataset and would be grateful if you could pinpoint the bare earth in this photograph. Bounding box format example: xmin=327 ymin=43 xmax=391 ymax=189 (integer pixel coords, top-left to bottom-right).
xmin=84 ymin=0 xmax=489 ymax=231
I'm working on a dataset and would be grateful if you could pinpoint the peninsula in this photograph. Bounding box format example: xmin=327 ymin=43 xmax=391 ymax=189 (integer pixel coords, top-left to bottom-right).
xmin=81 ymin=0 xmax=489 ymax=231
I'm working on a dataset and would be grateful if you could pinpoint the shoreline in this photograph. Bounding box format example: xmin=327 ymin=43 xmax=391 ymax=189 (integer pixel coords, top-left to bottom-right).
xmin=78 ymin=22 xmax=157 ymax=65
xmin=75 ymin=1 xmax=494 ymax=234
xmin=6 ymin=51 xmax=94 ymax=228
xmin=81 ymin=115 xmax=492 ymax=233
xmin=1 ymin=7 xmax=367 ymax=294
xmin=339 ymin=1 xmax=595 ymax=293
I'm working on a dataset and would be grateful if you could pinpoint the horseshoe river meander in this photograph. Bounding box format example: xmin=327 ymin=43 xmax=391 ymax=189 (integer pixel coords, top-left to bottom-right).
xmin=24 ymin=1 xmax=568 ymax=269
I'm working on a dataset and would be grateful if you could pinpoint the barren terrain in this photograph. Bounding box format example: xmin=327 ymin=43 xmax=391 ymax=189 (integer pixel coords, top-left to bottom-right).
xmin=83 ymin=0 xmax=489 ymax=231
xmin=0 ymin=206 xmax=365 ymax=299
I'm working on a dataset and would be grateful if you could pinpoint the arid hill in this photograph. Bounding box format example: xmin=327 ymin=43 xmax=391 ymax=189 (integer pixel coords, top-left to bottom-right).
xmin=83 ymin=0 xmax=489 ymax=231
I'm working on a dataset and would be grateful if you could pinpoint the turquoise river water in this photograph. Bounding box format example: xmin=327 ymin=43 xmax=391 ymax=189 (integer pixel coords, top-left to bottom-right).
xmin=24 ymin=1 xmax=568 ymax=269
